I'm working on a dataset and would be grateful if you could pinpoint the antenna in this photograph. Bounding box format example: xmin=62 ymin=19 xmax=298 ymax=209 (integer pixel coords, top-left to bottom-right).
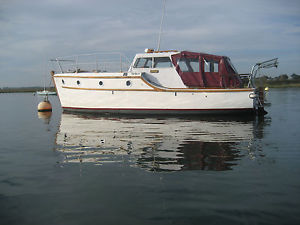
xmin=157 ymin=0 xmax=166 ymax=51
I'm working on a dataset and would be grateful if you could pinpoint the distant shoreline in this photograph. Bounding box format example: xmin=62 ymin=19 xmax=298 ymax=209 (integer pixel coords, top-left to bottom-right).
xmin=0 ymin=87 xmax=56 ymax=93
xmin=255 ymin=81 xmax=300 ymax=88
xmin=265 ymin=83 xmax=300 ymax=88
xmin=254 ymin=74 xmax=300 ymax=88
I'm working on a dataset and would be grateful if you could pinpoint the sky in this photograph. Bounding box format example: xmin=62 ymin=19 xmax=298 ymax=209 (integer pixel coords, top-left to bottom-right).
xmin=0 ymin=0 xmax=300 ymax=87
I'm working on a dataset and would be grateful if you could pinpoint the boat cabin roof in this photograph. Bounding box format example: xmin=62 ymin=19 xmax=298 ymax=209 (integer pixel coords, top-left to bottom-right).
xmin=134 ymin=50 xmax=179 ymax=59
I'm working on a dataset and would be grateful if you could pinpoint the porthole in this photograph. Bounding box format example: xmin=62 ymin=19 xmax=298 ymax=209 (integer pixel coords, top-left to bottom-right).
xmin=126 ymin=80 xmax=131 ymax=86
xmin=62 ymin=79 xmax=65 ymax=84
xmin=99 ymin=81 xmax=103 ymax=86
xmin=77 ymin=80 xmax=80 ymax=85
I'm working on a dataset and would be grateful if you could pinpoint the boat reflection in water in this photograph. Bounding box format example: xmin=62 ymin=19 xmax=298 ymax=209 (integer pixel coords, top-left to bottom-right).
xmin=54 ymin=113 xmax=267 ymax=171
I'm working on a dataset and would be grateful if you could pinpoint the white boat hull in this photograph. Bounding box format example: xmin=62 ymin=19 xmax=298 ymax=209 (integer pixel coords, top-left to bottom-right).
xmin=53 ymin=73 xmax=255 ymax=115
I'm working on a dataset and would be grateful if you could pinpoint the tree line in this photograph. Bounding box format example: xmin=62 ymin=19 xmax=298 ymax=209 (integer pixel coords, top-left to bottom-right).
xmin=0 ymin=86 xmax=56 ymax=93
xmin=255 ymin=73 xmax=300 ymax=87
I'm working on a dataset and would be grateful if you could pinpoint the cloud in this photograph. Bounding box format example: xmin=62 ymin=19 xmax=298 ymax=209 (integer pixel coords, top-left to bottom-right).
xmin=0 ymin=0 xmax=300 ymax=86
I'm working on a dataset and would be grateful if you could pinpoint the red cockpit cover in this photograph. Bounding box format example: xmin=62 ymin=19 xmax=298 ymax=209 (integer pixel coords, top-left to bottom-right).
xmin=171 ymin=51 xmax=242 ymax=88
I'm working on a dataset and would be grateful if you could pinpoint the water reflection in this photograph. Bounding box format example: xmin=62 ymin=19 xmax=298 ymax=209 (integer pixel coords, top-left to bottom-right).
xmin=37 ymin=111 xmax=52 ymax=124
xmin=54 ymin=113 xmax=268 ymax=171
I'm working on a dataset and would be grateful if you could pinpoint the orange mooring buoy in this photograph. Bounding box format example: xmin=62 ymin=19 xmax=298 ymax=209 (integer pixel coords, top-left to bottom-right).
xmin=38 ymin=100 xmax=52 ymax=112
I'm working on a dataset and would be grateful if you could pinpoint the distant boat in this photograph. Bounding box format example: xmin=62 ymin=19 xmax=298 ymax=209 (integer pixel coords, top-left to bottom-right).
xmin=36 ymin=90 xmax=57 ymax=95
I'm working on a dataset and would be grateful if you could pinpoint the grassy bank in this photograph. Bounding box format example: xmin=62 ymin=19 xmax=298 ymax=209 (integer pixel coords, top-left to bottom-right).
xmin=265 ymin=83 xmax=300 ymax=88
xmin=255 ymin=81 xmax=300 ymax=88
xmin=254 ymin=74 xmax=300 ymax=88
xmin=0 ymin=87 xmax=56 ymax=93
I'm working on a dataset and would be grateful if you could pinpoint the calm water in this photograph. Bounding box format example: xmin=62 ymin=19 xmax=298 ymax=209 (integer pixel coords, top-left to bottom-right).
xmin=0 ymin=89 xmax=300 ymax=225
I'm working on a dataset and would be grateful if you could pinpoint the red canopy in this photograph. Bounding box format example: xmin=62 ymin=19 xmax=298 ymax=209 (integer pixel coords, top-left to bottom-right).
xmin=171 ymin=51 xmax=242 ymax=88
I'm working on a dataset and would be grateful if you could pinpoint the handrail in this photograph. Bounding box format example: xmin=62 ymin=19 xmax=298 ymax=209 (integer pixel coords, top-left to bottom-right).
xmin=50 ymin=52 xmax=131 ymax=74
xmin=248 ymin=58 xmax=278 ymax=88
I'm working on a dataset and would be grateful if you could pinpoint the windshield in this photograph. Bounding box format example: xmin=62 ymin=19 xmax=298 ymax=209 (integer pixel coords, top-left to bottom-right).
xmin=133 ymin=57 xmax=172 ymax=68
xmin=154 ymin=57 xmax=172 ymax=68
xmin=133 ymin=57 xmax=152 ymax=68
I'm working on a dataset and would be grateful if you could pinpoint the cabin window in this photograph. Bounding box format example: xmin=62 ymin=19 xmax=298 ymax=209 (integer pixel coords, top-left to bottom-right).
xmin=99 ymin=81 xmax=103 ymax=86
xmin=134 ymin=57 xmax=152 ymax=68
xmin=153 ymin=57 xmax=172 ymax=68
xmin=212 ymin=62 xmax=219 ymax=72
xmin=204 ymin=59 xmax=219 ymax=73
xmin=177 ymin=58 xmax=199 ymax=72
xmin=126 ymin=80 xmax=131 ymax=86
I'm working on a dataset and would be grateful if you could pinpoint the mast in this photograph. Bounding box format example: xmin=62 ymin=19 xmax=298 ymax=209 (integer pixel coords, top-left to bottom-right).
xmin=157 ymin=0 xmax=166 ymax=51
